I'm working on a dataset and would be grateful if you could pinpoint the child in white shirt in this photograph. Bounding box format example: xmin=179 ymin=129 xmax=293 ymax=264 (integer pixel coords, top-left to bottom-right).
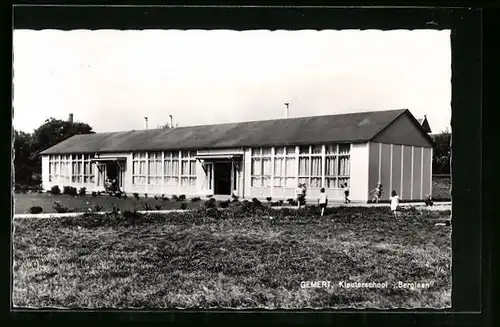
xmin=318 ymin=187 xmax=328 ymax=216
xmin=390 ymin=190 xmax=400 ymax=217
xmin=295 ymin=183 xmax=304 ymax=208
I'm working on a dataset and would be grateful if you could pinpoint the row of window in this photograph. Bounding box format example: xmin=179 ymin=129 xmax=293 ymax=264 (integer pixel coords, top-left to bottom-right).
xmin=251 ymin=144 xmax=351 ymax=188
xmin=48 ymin=154 xmax=95 ymax=183
xmin=131 ymin=151 xmax=197 ymax=186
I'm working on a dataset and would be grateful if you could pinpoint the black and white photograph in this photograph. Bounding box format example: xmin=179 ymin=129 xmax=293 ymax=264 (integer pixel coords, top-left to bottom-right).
xmin=12 ymin=21 xmax=453 ymax=309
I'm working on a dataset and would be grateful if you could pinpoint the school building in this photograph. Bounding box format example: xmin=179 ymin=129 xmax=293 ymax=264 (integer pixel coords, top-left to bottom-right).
xmin=39 ymin=109 xmax=434 ymax=202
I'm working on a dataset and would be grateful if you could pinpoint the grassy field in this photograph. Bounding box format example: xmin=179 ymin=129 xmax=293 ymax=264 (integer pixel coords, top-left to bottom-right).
xmin=12 ymin=206 xmax=451 ymax=309
xmin=13 ymin=193 xmax=203 ymax=214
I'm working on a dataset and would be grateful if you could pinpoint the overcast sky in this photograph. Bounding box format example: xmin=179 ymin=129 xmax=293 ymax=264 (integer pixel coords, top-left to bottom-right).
xmin=13 ymin=29 xmax=451 ymax=134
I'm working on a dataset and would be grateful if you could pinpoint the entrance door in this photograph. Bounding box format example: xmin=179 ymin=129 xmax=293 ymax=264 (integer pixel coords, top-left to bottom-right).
xmin=214 ymin=162 xmax=232 ymax=195
xmin=203 ymin=162 xmax=214 ymax=192
xmin=105 ymin=162 xmax=123 ymax=189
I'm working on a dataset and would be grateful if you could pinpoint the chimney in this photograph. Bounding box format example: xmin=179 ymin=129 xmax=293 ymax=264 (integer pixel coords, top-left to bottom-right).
xmin=144 ymin=117 xmax=148 ymax=130
xmin=68 ymin=113 xmax=74 ymax=123
xmin=284 ymin=103 xmax=290 ymax=118
xmin=169 ymin=115 xmax=173 ymax=128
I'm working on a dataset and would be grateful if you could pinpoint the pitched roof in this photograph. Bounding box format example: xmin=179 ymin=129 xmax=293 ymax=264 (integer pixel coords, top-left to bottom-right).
xmin=40 ymin=108 xmax=422 ymax=155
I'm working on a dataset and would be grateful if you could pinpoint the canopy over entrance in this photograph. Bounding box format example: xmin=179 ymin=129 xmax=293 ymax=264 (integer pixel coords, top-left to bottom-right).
xmin=195 ymin=154 xmax=243 ymax=160
xmin=90 ymin=157 xmax=127 ymax=162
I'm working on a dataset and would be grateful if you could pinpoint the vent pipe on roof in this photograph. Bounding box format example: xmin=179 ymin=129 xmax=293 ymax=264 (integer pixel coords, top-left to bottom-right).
xmin=68 ymin=113 xmax=74 ymax=123
xmin=144 ymin=117 xmax=148 ymax=130
xmin=169 ymin=115 xmax=173 ymax=129
xmin=284 ymin=103 xmax=290 ymax=118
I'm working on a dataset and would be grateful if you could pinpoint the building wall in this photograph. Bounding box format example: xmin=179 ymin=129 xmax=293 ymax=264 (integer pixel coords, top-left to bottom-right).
xmin=368 ymin=142 xmax=432 ymax=201
xmin=41 ymin=155 xmax=49 ymax=190
xmin=349 ymin=143 xmax=369 ymax=202
xmin=372 ymin=112 xmax=433 ymax=147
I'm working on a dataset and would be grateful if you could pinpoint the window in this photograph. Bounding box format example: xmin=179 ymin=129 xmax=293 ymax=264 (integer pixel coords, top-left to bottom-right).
xmin=163 ymin=151 xmax=180 ymax=186
xmin=71 ymin=154 xmax=82 ymax=183
xmin=251 ymin=147 xmax=272 ymax=187
xmin=83 ymin=154 xmax=95 ymax=183
xmin=325 ymin=144 xmax=351 ymax=188
xmin=298 ymin=146 xmax=311 ymax=186
xmin=181 ymin=151 xmax=197 ymax=186
xmin=273 ymin=146 xmax=296 ymax=187
xmin=147 ymin=152 xmax=162 ymax=185
xmin=48 ymin=155 xmax=59 ymax=182
xmin=132 ymin=152 xmax=147 ymax=185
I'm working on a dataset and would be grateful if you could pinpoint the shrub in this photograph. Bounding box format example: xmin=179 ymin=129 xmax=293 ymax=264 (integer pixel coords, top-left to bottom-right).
xmin=154 ymin=204 xmax=162 ymax=210
xmin=78 ymin=187 xmax=87 ymax=196
xmin=252 ymin=198 xmax=262 ymax=206
xmin=123 ymin=209 xmax=142 ymax=222
xmin=162 ymin=195 xmax=169 ymax=201
xmin=91 ymin=191 xmax=97 ymax=197
xmin=29 ymin=206 xmax=43 ymax=214
xmin=154 ymin=195 xmax=159 ymax=200
xmin=115 ymin=191 xmax=122 ymax=198
xmin=231 ymin=194 xmax=239 ymax=202
xmin=111 ymin=205 xmax=120 ymax=214
xmin=266 ymin=197 xmax=272 ymax=203
xmin=63 ymin=186 xmax=78 ymax=196
xmin=279 ymin=199 xmax=284 ymax=206
xmin=50 ymin=185 xmax=61 ymax=195
xmin=172 ymin=194 xmax=180 ymax=201
xmin=191 ymin=196 xmax=201 ymax=202
xmin=97 ymin=191 xmax=102 ymax=196
xmin=133 ymin=193 xmax=140 ymax=199
xmin=53 ymin=201 xmax=70 ymax=213
xmin=178 ymin=195 xmax=186 ymax=202
xmin=219 ymin=200 xmax=230 ymax=208
xmin=271 ymin=201 xmax=281 ymax=207
xmin=180 ymin=202 xmax=188 ymax=210
xmin=287 ymin=198 xmax=295 ymax=205
xmin=93 ymin=204 xmax=104 ymax=212
xmin=142 ymin=202 xmax=153 ymax=211
xmin=204 ymin=198 xmax=217 ymax=209
xmin=144 ymin=193 xmax=148 ymax=198
xmin=123 ymin=193 xmax=128 ymax=199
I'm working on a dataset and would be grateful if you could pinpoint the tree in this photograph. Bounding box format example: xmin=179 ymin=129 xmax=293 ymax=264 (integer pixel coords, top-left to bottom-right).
xmin=431 ymin=129 xmax=451 ymax=175
xmin=161 ymin=123 xmax=171 ymax=129
xmin=13 ymin=130 xmax=36 ymax=185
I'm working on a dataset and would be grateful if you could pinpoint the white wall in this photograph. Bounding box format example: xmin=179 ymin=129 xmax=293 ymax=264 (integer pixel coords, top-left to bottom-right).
xmin=41 ymin=155 xmax=50 ymax=190
xmin=349 ymin=143 xmax=370 ymax=202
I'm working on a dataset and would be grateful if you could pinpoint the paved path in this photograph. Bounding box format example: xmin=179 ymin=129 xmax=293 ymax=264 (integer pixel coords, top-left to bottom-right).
xmin=13 ymin=202 xmax=451 ymax=219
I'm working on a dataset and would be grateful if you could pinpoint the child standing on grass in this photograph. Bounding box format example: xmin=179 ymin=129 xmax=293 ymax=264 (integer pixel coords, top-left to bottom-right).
xmin=318 ymin=188 xmax=328 ymax=217
xmin=425 ymin=194 xmax=434 ymax=207
xmin=390 ymin=190 xmax=400 ymax=217
xmin=296 ymin=183 xmax=304 ymax=208
xmin=343 ymin=183 xmax=351 ymax=204
xmin=370 ymin=182 xmax=383 ymax=203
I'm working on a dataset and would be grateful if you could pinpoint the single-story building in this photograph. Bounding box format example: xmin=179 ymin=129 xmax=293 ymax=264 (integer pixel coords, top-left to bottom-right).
xmin=39 ymin=109 xmax=433 ymax=202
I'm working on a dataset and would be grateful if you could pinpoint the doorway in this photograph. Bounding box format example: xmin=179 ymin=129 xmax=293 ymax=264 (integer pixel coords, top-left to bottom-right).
xmin=214 ymin=162 xmax=231 ymax=195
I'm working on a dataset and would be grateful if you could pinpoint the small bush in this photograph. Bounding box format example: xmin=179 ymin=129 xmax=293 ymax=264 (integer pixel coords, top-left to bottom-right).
xmin=279 ymin=199 xmax=284 ymax=206
xmin=144 ymin=193 xmax=148 ymax=198
xmin=231 ymin=194 xmax=239 ymax=202
xmin=92 ymin=204 xmax=104 ymax=212
xmin=287 ymin=198 xmax=294 ymax=205
xmin=162 ymin=196 xmax=169 ymax=201
xmin=91 ymin=191 xmax=97 ymax=197
xmin=63 ymin=186 xmax=78 ymax=196
xmin=50 ymin=185 xmax=61 ymax=195
xmin=271 ymin=201 xmax=281 ymax=207
xmin=53 ymin=201 xmax=70 ymax=213
xmin=97 ymin=191 xmax=102 ymax=196
xmin=29 ymin=206 xmax=43 ymax=214
xmin=115 ymin=191 xmax=122 ymax=198
xmin=154 ymin=195 xmax=159 ymax=200
xmin=266 ymin=197 xmax=272 ymax=203
xmin=178 ymin=195 xmax=186 ymax=202
xmin=219 ymin=200 xmax=230 ymax=209
xmin=123 ymin=209 xmax=142 ymax=222
xmin=78 ymin=187 xmax=87 ymax=196
xmin=111 ymin=205 xmax=120 ymax=214
xmin=154 ymin=204 xmax=162 ymax=210
xmin=252 ymin=198 xmax=262 ymax=206
xmin=123 ymin=193 xmax=128 ymax=199
xmin=180 ymin=202 xmax=188 ymax=210
xmin=204 ymin=198 xmax=217 ymax=209
xmin=172 ymin=194 xmax=180 ymax=201
xmin=191 ymin=197 xmax=201 ymax=202
xmin=142 ymin=202 xmax=153 ymax=211
xmin=133 ymin=193 xmax=140 ymax=199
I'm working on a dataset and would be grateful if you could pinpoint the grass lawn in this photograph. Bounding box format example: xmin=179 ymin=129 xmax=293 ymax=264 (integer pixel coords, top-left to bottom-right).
xmin=12 ymin=207 xmax=451 ymax=309
xmin=13 ymin=193 xmax=203 ymax=214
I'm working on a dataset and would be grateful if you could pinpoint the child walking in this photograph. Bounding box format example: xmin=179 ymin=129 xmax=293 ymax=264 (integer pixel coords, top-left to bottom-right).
xmin=318 ymin=188 xmax=328 ymax=217
xmin=343 ymin=183 xmax=351 ymax=204
xmin=389 ymin=190 xmax=400 ymax=218
xmin=295 ymin=183 xmax=306 ymax=208
xmin=370 ymin=182 xmax=383 ymax=203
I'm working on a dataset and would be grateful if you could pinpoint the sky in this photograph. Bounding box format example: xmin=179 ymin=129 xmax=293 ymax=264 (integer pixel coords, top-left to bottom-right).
xmin=13 ymin=29 xmax=451 ymax=134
